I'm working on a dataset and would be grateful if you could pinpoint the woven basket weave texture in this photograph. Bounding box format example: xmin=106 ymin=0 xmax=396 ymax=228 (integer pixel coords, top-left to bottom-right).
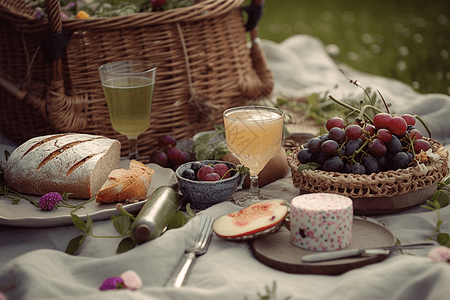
xmin=288 ymin=138 xmax=449 ymax=198
xmin=0 ymin=0 xmax=273 ymax=157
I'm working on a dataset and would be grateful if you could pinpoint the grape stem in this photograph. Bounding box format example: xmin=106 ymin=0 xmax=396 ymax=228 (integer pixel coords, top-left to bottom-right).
xmin=328 ymin=95 xmax=374 ymax=124
xmin=414 ymin=115 xmax=432 ymax=138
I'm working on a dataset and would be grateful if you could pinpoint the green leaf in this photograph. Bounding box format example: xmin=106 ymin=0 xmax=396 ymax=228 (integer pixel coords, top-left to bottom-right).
xmin=65 ymin=234 xmax=86 ymax=255
xmin=420 ymin=205 xmax=435 ymax=211
xmin=70 ymin=213 xmax=87 ymax=232
xmin=437 ymin=233 xmax=450 ymax=246
xmin=436 ymin=219 xmax=444 ymax=231
xmin=298 ymin=162 xmax=320 ymax=172
xmin=237 ymin=165 xmax=250 ymax=175
xmin=167 ymin=211 xmax=188 ymax=229
xmin=85 ymin=214 xmax=93 ymax=235
xmin=213 ymin=146 xmax=229 ymax=160
xmin=395 ymin=238 xmax=402 ymax=246
xmin=117 ymin=237 xmax=136 ymax=254
xmin=185 ymin=203 xmax=195 ymax=219
xmin=112 ymin=214 xmax=133 ymax=235
xmin=430 ymin=190 xmax=449 ymax=208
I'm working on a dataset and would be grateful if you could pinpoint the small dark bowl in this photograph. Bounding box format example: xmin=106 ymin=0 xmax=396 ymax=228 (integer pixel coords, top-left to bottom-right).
xmin=176 ymin=160 xmax=241 ymax=209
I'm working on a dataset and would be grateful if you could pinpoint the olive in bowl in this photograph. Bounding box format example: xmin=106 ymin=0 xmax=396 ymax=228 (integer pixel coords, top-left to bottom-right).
xmin=175 ymin=160 xmax=242 ymax=209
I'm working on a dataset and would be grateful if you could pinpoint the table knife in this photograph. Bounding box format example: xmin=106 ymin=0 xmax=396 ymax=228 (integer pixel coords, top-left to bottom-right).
xmin=301 ymin=242 xmax=434 ymax=263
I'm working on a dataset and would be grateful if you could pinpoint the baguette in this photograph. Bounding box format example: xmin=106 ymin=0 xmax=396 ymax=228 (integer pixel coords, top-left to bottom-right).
xmin=95 ymin=160 xmax=155 ymax=203
xmin=4 ymin=133 xmax=121 ymax=199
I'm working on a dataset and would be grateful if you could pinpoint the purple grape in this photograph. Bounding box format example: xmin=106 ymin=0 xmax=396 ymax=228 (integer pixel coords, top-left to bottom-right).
xmin=307 ymin=138 xmax=322 ymax=154
xmin=376 ymin=156 xmax=387 ymax=171
xmin=362 ymin=155 xmax=379 ymax=174
xmin=313 ymin=152 xmax=328 ymax=166
xmin=191 ymin=161 xmax=203 ymax=174
xmin=298 ymin=148 xmax=314 ymax=164
xmin=167 ymin=148 xmax=188 ymax=165
xmin=329 ymin=127 xmax=346 ymax=144
xmin=368 ymin=139 xmax=387 ymax=157
xmin=321 ymin=140 xmax=339 ymax=156
xmin=389 ymin=152 xmax=410 ymax=170
xmin=345 ymin=139 xmax=364 ymax=156
xmin=320 ymin=134 xmax=330 ymax=143
xmin=322 ymin=156 xmax=344 ymax=172
xmin=352 ymin=163 xmax=366 ymax=174
xmin=152 ymin=150 xmax=169 ymax=167
xmin=386 ymin=135 xmax=403 ymax=154
xmin=182 ymin=168 xmax=196 ymax=180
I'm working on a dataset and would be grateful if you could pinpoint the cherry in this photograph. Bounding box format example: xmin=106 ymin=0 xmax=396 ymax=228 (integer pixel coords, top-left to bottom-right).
xmin=401 ymin=114 xmax=416 ymax=126
xmin=388 ymin=116 xmax=408 ymax=136
xmin=345 ymin=124 xmax=362 ymax=140
xmin=377 ymin=129 xmax=393 ymax=143
xmin=373 ymin=113 xmax=393 ymax=130
xmin=326 ymin=117 xmax=344 ymax=131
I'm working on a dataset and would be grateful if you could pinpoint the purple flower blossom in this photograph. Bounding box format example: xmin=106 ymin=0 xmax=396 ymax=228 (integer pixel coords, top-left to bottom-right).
xmin=35 ymin=7 xmax=44 ymax=19
xmin=68 ymin=2 xmax=76 ymax=8
xmin=39 ymin=192 xmax=62 ymax=211
xmin=99 ymin=277 xmax=125 ymax=291
xmin=60 ymin=12 xmax=68 ymax=19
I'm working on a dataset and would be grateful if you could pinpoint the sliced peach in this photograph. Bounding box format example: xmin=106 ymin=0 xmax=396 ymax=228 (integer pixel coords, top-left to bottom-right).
xmin=213 ymin=199 xmax=289 ymax=239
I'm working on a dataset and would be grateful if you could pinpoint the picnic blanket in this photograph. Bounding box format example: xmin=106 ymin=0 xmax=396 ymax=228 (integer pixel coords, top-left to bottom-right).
xmin=1 ymin=34 xmax=450 ymax=300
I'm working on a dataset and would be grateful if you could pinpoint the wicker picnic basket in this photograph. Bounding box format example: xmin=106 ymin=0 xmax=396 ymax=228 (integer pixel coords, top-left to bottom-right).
xmin=0 ymin=0 xmax=273 ymax=157
xmin=287 ymin=137 xmax=449 ymax=199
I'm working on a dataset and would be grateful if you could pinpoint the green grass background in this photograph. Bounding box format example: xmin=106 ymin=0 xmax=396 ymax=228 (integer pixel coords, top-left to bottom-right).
xmin=253 ymin=0 xmax=450 ymax=96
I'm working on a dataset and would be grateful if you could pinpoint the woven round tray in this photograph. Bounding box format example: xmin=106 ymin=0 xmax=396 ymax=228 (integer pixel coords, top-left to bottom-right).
xmin=287 ymin=137 xmax=449 ymax=200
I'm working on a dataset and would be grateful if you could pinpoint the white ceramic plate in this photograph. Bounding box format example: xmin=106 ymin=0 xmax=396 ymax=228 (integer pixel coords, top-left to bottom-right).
xmin=0 ymin=161 xmax=177 ymax=227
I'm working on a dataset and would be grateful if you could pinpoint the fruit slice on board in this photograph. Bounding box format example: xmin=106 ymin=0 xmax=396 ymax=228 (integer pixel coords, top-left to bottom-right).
xmin=213 ymin=200 xmax=289 ymax=241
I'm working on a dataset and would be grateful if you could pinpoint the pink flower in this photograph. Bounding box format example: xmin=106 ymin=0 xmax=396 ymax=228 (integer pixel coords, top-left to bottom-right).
xmin=60 ymin=12 xmax=68 ymax=19
xmin=39 ymin=192 xmax=62 ymax=211
xmin=68 ymin=2 xmax=76 ymax=8
xmin=120 ymin=270 xmax=142 ymax=290
xmin=428 ymin=246 xmax=450 ymax=263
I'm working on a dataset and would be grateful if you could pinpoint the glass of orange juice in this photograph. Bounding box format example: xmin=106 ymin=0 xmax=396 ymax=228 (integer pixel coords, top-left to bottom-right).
xmin=223 ymin=106 xmax=284 ymax=206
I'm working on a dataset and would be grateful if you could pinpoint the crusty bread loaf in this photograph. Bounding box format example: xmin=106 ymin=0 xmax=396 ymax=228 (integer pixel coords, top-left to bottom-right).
xmin=4 ymin=133 xmax=121 ymax=199
xmin=95 ymin=160 xmax=155 ymax=203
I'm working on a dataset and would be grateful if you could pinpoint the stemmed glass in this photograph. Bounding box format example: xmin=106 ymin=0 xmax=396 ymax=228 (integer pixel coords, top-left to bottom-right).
xmin=223 ymin=106 xmax=285 ymax=207
xmin=98 ymin=61 xmax=157 ymax=161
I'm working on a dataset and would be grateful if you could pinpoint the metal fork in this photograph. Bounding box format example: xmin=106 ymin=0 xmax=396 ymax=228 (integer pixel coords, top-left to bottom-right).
xmin=165 ymin=215 xmax=214 ymax=287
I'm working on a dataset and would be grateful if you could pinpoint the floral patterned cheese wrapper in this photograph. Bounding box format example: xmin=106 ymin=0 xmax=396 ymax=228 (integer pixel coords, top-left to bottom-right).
xmin=290 ymin=193 xmax=353 ymax=252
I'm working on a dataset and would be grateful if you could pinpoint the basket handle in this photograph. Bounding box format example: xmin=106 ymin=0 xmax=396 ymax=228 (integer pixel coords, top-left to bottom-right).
xmin=41 ymin=0 xmax=88 ymax=132
xmin=240 ymin=0 xmax=274 ymax=98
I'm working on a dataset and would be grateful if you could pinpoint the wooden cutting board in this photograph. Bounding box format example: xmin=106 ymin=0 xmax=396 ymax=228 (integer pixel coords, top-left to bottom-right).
xmin=252 ymin=219 xmax=396 ymax=275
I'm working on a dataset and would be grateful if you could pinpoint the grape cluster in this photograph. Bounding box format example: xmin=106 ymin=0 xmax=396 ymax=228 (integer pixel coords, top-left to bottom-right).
xmin=151 ymin=135 xmax=195 ymax=170
xmin=181 ymin=162 xmax=234 ymax=182
xmin=297 ymin=113 xmax=432 ymax=175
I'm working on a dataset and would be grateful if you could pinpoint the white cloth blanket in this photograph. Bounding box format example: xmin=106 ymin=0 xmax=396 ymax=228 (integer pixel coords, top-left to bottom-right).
xmin=1 ymin=35 xmax=450 ymax=300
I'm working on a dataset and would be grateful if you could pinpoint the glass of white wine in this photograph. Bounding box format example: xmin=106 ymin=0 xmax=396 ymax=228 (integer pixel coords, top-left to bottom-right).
xmin=98 ymin=61 xmax=157 ymax=161
xmin=223 ymin=106 xmax=284 ymax=207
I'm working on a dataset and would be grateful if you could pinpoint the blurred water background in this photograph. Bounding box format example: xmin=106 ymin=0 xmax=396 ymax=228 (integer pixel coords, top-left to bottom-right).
xmin=254 ymin=0 xmax=450 ymax=96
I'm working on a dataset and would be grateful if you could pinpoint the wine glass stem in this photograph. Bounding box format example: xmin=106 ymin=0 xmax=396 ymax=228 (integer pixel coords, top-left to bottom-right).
xmin=128 ymin=138 xmax=138 ymax=160
xmin=248 ymin=175 xmax=261 ymax=199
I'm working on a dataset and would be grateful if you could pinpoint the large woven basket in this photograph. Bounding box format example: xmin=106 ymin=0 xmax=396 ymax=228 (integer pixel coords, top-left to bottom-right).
xmin=0 ymin=0 xmax=273 ymax=157
xmin=287 ymin=138 xmax=449 ymax=198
